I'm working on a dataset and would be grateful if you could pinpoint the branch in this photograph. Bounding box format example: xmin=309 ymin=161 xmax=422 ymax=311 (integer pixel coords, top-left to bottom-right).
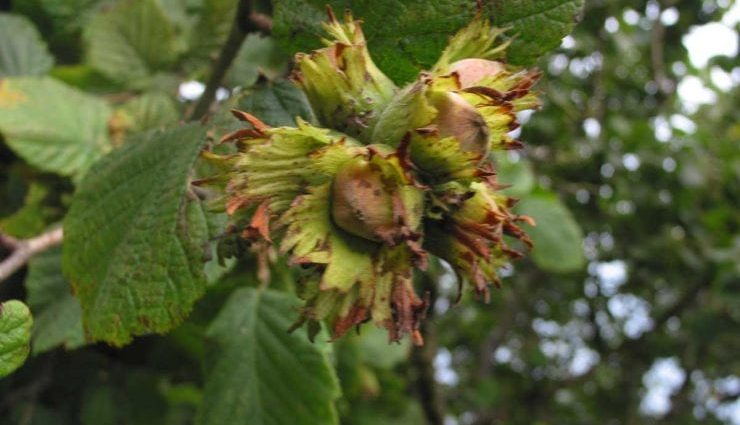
xmin=0 ymin=227 xmax=63 ymax=282
xmin=411 ymin=269 xmax=445 ymax=425
xmin=650 ymin=5 xmax=674 ymax=96
xmin=188 ymin=0 xmax=272 ymax=121
xmin=476 ymin=290 xmax=516 ymax=379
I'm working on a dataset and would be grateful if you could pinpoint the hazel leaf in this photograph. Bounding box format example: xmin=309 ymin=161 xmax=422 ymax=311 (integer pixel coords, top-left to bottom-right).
xmin=236 ymin=80 xmax=315 ymax=127
xmin=225 ymin=35 xmax=292 ymax=89
xmin=0 ymin=77 xmax=113 ymax=179
xmin=62 ymin=123 xmax=209 ymax=346
xmin=199 ymin=287 xmax=340 ymax=425
xmin=0 ymin=300 xmax=33 ymax=378
xmin=486 ymin=0 xmax=585 ymax=66
xmin=493 ymin=152 xmax=535 ymax=197
xmin=515 ymin=192 xmax=585 ymax=273
xmin=273 ymin=0 xmax=584 ymax=83
xmin=25 ymin=247 xmax=85 ymax=355
xmin=118 ymin=92 xmax=180 ymax=133
xmin=0 ymin=182 xmax=58 ymax=238
xmin=0 ymin=13 xmax=54 ymax=77
xmin=83 ymin=0 xmax=178 ymax=87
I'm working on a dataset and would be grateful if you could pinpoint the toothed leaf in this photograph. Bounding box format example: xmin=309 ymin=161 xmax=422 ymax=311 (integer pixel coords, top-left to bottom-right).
xmin=0 ymin=300 xmax=33 ymax=377
xmin=0 ymin=13 xmax=54 ymax=77
xmin=199 ymin=287 xmax=340 ymax=425
xmin=274 ymin=0 xmax=584 ymax=83
xmin=515 ymin=192 xmax=585 ymax=273
xmin=62 ymin=124 xmax=209 ymax=346
xmin=25 ymin=247 xmax=85 ymax=354
xmin=0 ymin=77 xmax=112 ymax=179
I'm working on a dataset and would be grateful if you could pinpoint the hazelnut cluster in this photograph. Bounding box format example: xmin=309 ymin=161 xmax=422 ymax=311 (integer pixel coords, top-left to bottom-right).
xmin=211 ymin=10 xmax=540 ymax=344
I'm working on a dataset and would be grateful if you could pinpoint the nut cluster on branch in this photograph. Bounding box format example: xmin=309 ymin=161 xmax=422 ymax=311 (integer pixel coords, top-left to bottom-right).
xmin=205 ymin=10 xmax=541 ymax=344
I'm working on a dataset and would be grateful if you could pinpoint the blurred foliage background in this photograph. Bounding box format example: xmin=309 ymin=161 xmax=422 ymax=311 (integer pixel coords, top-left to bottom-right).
xmin=0 ymin=0 xmax=738 ymax=424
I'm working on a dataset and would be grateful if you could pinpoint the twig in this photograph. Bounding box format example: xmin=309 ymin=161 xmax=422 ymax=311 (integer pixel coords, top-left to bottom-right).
xmin=477 ymin=290 xmax=516 ymax=378
xmin=650 ymin=2 xmax=673 ymax=96
xmin=188 ymin=0 xmax=273 ymax=121
xmin=0 ymin=227 xmax=63 ymax=282
xmin=411 ymin=268 xmax=445 ymax=425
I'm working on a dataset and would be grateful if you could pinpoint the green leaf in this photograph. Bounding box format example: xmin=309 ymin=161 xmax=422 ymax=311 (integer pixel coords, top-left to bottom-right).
xmin=486 ymin=0 xmax=585 ymax=66
xmin=0 ymin=300 xmax=33 ymax=377
xmin=62 ymin=123 xmax=209 ymax=346
xmin=237 ymin=80 xmax=316 ymax=127
xmin=202 ymin=212 xmax=236 ymax=286
xmin=0 ymin=183 xmax=56 ymax=238
xmin=25 ymin=247 xmax=85 ymax=354
xmin=37 ymin=0 xmax=106 ymax=34
xmin=79 ymin=371 xmax=179 ymax=425
xmin=0 ymin=77 xmax=113 ymax=178
xmin=199 ymin=287 xmax=340 ymax=425
xmin=515 ymin=192 xmax=585 ymax=273
xmin=224 ymin=34 xmax=290 ymax=88
xmin=80 ymin=385 xmax=118 ymax=425
xmin=355 ymin=326 xmax=410 ymax=369
xmin=0 ymin=163 xmax=27 ymax=218
xmin=273 ymin=0 xmax=472 ymax=83
xmin=83 ymin=0 xmax=178 ymax=87
xmin=273 ymin=0 xmax=584 ymax=83
xmin=0 ymin=13 xmax=54 ymax=77
xmin=187 ymin=0 xmax=238 ymax=64
xmin=493 ymin=152 xmax=535 ymax=197
xmin=118 ymin=92 xmax=181 ymax=133
xmin=49 ymin=64 xmax=119 ymax=92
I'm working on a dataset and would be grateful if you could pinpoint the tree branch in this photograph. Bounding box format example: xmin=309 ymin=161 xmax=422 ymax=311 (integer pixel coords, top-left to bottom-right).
xmin=188 ymin=0 xmax=272 ymax=121
xmin=0 ymin=227 xmax=63 ymax=282
xmin=477 ymin=290 xmax=517 ymax=379
xmin=650 ymin=4 xmax=674 ymax=96
xmin=411 ymin=269 xmax=445 ymax=425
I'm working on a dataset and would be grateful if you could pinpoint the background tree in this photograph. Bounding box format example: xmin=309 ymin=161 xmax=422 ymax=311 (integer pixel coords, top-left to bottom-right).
xmin=0 ymin=0 xmax=737 ymax=424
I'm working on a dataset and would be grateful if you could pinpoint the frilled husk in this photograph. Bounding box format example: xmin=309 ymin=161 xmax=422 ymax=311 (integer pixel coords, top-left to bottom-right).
xmin=208 ymin=11 xmax=542 ymax=345
xmin=424 ymin=179 xmax=533 ymax=301
xmin=372 ymin=66 xmax=541 ymax=177
xmin=214 ymin=112 xmax=429 ymax=343
xmin=292 ymin=9 xmax=397 ymax=143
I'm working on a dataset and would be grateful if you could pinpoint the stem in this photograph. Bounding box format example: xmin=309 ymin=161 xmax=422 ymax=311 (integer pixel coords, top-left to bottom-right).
xmin=477 ymin=290 xmax=516 ymax=378
xmin=650 ymin=2 xmax=673 ymax=96
xmin=188 ymin=0 xmax=272 ymax=121
xmin=0 ymin=227 xmax=63 ymax=282
xmin=411 ymin=269 xmax=445 ymax=425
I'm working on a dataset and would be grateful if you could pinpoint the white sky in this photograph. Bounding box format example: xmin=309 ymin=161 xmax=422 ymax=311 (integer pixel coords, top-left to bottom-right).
xmin=678 ymin=1 xmax=739 ymax=112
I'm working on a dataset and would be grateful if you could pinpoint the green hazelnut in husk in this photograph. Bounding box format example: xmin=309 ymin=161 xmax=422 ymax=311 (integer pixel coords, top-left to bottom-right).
xmin=432 ymin=91 xmax=490 ymax=157
xmin=292 ymin=10 xmax=397 ymax=143
xmin=209 ymin=11 xmax=543 ymax=345
xmin=331 ymin=154 xmax=424 ymax=244
xmin=448 ymin=58 xmax=505 ymax=88
xmin=331 ymin=157 xmax=394 ymax=242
